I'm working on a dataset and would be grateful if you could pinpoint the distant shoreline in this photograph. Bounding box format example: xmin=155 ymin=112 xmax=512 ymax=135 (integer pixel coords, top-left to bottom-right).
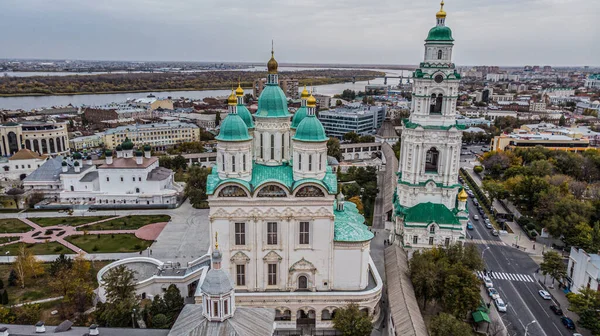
xmin=0 ymin=71 xmax=384 ymax=97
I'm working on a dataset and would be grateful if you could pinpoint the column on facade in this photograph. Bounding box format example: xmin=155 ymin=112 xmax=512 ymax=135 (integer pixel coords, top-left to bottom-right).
xmin=254 ymin=218 xmax=262 ymax=292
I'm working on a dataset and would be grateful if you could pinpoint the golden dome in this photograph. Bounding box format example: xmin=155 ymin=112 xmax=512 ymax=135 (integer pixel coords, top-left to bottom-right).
xmin=235 ymin=83 xmax=244 ymax=97
xmin=307 ymin=94 xmax=317 ymax=107
xmin=301 ymin=85 xmax=310 ymax=99
xmin=227 ymin=90 xmax=237 ymax=106
xmin=436 ymin=1 xmax=446 ymax=19
xmin=267 ymin=50 xmax=278 ymax=74
xmin=457 ymin=188 xmax=468 ymax=202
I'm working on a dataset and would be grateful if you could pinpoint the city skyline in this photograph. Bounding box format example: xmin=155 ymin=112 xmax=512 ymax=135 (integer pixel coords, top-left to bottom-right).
xmin=0 ymin=0 xmax=598 ymax=66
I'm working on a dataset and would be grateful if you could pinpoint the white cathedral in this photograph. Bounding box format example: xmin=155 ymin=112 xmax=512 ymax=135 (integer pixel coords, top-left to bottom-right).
xmin=393 ymin=1 xmax=468 ymax=250
xmin=206 ymin=51 xmax=382 ymax=330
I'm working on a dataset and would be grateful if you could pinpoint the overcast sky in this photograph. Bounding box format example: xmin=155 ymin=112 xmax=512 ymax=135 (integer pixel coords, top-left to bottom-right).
xmin=0 ymin=0 xmax=598 ymax=66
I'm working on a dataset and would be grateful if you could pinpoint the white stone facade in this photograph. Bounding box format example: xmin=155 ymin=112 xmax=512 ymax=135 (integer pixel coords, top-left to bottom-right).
xmin=393 ymin=9 xmax=466 ymax=251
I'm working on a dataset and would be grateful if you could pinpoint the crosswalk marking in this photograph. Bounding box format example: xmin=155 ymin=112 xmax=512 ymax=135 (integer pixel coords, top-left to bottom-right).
xmin=470 ymin=239 xmax=507 ymax=246
xmin=477 ymin=271 xmax=534 ymax=283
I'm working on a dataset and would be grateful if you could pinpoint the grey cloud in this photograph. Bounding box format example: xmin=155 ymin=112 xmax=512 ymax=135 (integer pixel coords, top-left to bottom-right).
xmin=0 ymin=0 xmax=597 ymax=66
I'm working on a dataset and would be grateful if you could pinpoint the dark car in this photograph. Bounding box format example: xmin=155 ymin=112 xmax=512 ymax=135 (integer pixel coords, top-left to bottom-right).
xmin=561 ymin=316 xmax=575 ymax=330
xmin=550 ymin=305 xmax=563 ymax=315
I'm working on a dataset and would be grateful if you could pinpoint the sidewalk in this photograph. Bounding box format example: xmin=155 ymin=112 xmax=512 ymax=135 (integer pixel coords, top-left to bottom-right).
xmin=534 ymin=274 xmax=592 ymax=336
xmin=0 ymin=252 xmax=140 ymax=263
xmin=478 ymin=286 xmax=508 ymax=336
xmin=462 ymin=167 xmax=544 ymax=262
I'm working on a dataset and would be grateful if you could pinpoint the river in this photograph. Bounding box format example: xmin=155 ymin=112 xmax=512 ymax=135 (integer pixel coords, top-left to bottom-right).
xmin=0 ymin=68 xmax=411 ymax=110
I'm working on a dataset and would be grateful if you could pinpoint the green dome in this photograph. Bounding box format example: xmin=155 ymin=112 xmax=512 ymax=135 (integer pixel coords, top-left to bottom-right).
xmin=143 ymin=145 xmax=151 ymax=151
xmin=293 ymin=115 xmax=328 ymax=142
xmin=72 ymin=152 xmax=82 ymax=159
xmin=105 ymin=150 xmax=113 ymax=156
xmin=255 ymin=84 xmax=290 ymax=118
xmin=237 ymin=104 xmax=255 ymax=128
xmin=73 ymin=161 xmax=80 ymax=167
xmin=291 ymin=106 xmax=307 ymax=129
xmin=61 ymin=161 xmax=67 ymax=166
xmin=216 ymin=114 xmax=252 ymax=142
xmin=121 ymin=137 xmax=134 ymax=150
xmin=426 ymin=26 xmax=454 ymax=42
xmin=116 ymin=145 xmax=122 ymax=151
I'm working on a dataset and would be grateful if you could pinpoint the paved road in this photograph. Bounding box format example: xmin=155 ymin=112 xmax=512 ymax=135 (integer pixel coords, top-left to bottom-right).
xmin=466 ymin=197 xmax=574 ymax=336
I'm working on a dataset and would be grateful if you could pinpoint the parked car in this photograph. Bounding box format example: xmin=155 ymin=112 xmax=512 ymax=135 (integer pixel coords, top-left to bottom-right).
xmin=488 ymin=288 xmax=500 ymax=300
xmin=467 ymin=222 xmax=474 ymax=230
xmin=491 ymin=229 xmax=498 ymax=235
xmin=473 ymin=199 xmax=479 ymax=206
xmin=539 ymin=290 xmax=552 ymax=300
xmin=468 ymin=191 xmax=475 ymax=197
xmin=482 ymin=213 xmax=489 ymax=220
xmin=561 ymin=317 xmax=576 ymax=330
xmin=473 ymin=215 xmax=479 ymax=221
xmin=464 ymin=186 xmax=470 ymax=191
xmin=483 ymin=276 xmax=493 ymax=288
xmin=494 ymin=298 xmax=507 ymax=312
xmin=550 ymin=305 xmax=563 ymax=315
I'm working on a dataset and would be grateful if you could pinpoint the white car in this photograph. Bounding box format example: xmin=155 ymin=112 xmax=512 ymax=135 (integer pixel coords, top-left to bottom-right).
xmin=473 ymin=215 xmax=479 ymax=221
xmin=539 ymin=290 xmax=551 ymax=300
xmin=487 ymin=287 xmax=500 ymax=300
xmin=483 ymin=276 xmax=493 ymax=288
xmin=486 ymin=222 xmax=493 ymax=229
xmin=495 ymin=298 xmax=507 ymax=312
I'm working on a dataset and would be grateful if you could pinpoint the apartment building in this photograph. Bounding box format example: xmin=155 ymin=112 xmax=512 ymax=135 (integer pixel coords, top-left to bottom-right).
xmin=103 ymin=122 xmax=200 ymax=151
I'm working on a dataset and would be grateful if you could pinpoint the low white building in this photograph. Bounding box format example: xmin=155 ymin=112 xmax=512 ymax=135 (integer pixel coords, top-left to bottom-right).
xmin=584 ymin=74 xmax=600 ymax=89
xmin=58 ymin=139 xmax=183 ymax=207
xmin=0 ymin=149 xmax=48 ymax=184
xmin=567 ymin=247 xmax=600 ymax=293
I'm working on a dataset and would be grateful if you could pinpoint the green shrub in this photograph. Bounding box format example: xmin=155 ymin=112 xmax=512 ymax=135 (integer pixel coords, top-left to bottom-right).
xmin=526 ymin=223 xmax=535 ymax=231
xmin=92 ymin=245 xmax=99 ymax=252
xmin=530 ymin=230 xmax=537 ymax=237
xmin=133 ymin=244 xmax=141 ymax=250
xmin=53 ymin=246 xmax=63 ymax=252
xmin=474 ymin=165 xmax=484 ymax=174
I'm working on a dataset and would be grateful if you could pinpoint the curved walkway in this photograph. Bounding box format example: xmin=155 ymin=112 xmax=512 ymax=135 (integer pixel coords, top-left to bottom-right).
xmin=0 ymin=217 xmax=167 ymax=254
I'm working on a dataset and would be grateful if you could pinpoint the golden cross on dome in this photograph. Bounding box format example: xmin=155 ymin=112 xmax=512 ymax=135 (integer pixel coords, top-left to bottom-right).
xmin=215 ymin=232 xmax=219 ymax=250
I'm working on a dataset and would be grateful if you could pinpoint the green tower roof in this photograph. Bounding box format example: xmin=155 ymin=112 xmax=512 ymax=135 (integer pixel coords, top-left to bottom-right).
xmin=72 ymin=152 xmax=82 ymax=159
xmin=215 ymin=114 xmax=252 ymax=142
xmin=426 ymin=26 xmax=454 ymax=43
xmin=292 ymin=115 xmax=328 ymax=142
xmin=237 ymin=104 xmax=255 ymax=129
xmin=255 ymin=84 xmax=290 ymax=118
xmin=121 ymin=137 xmax=134 ymax=150
xmin=291 ymin=106 xmax=307 ymax=129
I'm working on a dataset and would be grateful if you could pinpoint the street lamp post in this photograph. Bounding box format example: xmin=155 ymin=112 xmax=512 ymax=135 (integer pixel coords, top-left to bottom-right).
xmin=524 ymin=320 xmax=537 ymax=336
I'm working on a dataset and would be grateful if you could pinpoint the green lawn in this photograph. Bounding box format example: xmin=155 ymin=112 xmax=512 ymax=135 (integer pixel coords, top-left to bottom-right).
xmin=29 ymin=216 xmax=115 ymax=227
xmin=80 ymin=214 xmax=171 ymax=231
xmin=0 ymin=218 xmax=33 ymax=233
xmin=65 ymin=233 xmax=153 ymax=253
xmin=0 ymin=236 xmax=20 ymax=244
xmin=0 ymin=242 xmax=68 ymax=255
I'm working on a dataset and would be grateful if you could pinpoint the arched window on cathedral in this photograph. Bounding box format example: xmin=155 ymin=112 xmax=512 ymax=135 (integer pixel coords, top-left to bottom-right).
xmin=259 ymin=133 xmax=264 ymax=159
xmin=425 ymin=147 xmax=439 ymax=173
xmin=281 ymin=133 xmax=285 ymax=160
xmin=296 ymin=185 xmax=325 ymax=197
xmin=437 ymin=49 xmax=443 ymax=60
xmin=271 ymin=134 xmax=275 ymax=160
xmin=218 ymin=185 xmax=248 ymax=197
xmin=257 ymin=184 xmax=287 ymax=197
